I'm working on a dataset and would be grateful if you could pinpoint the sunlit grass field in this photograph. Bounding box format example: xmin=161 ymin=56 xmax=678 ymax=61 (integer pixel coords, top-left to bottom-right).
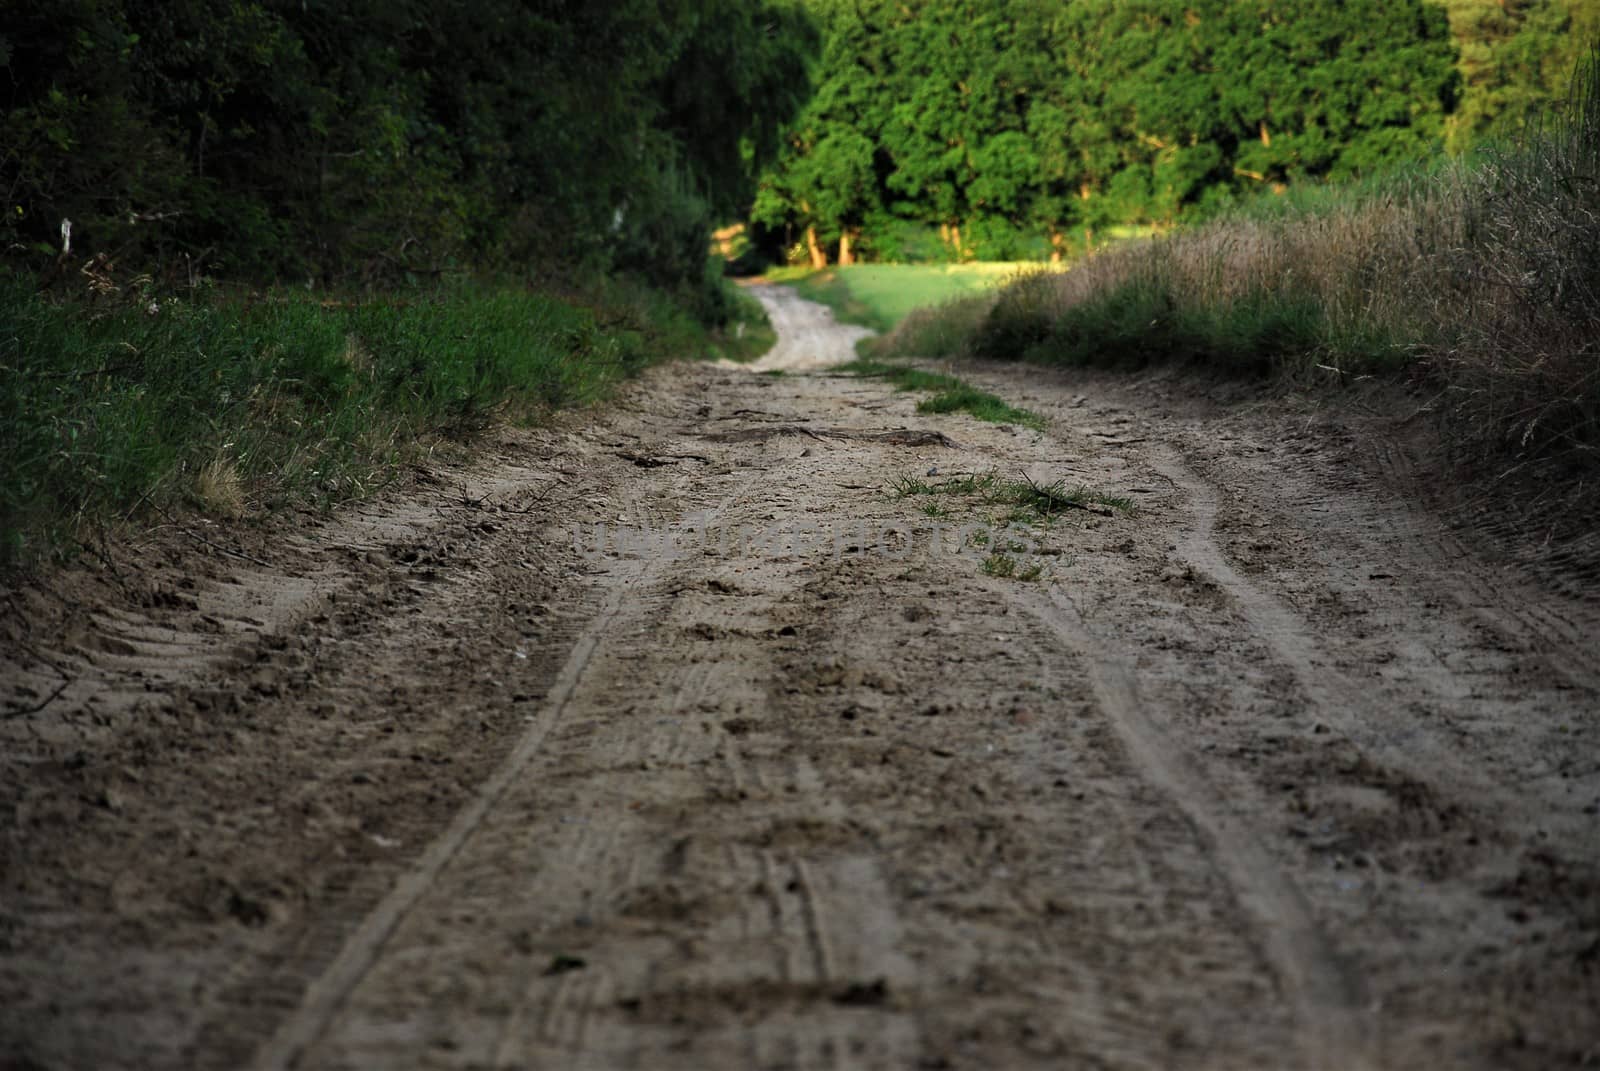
xmin=765 ymin=263 xmax=1044 ymax=333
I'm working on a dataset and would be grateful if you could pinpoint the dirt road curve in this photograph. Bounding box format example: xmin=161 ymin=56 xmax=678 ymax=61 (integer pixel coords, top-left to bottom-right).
xmin=3 ymin=284 xmax=1598 ymax=1070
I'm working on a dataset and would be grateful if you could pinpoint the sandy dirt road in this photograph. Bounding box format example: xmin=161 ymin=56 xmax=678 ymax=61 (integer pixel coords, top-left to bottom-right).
xmin=3 ymin=284 xmax=1598 ymax=1070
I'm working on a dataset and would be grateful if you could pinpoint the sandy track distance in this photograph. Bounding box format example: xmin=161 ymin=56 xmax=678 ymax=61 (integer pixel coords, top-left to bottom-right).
xmin=3 ymin=284 xmax=1597 ymax=1070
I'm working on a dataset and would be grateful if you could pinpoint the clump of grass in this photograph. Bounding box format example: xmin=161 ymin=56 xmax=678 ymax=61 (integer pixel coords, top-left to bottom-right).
xmin=916 ymin=384 xmax=1042 ymax=428
xmin=862 ymin=292 xmax=994 ymax=359
xmin=1444 ymin=47 xmax=1600 ymax=455
xmin=0 ymin=277 xmax=707 ymax=566
xmin=894 ymin=470 xmax=1113 ymax=581
xmin=874 ymin=50 xmax=1600 ymax=464
xmin=192 ymin=456 xmax=246 ymax=519
xmin=1006 ymin=476 xmax=1134 ymax=518
xmin=889 ymin=474 xmax=936 ymax=497
xmin=836 ymin=359 xmax=1044 ymax=429
xmin=982 ymin=552 xmax=1043 ymax=581
xmin=937 ymin=473 xmax=1004 ymax=496
xmin=888 ymin=470 xmax=1130 ymax=518
xmin=834 ymin=357 xmax=947 ymax=385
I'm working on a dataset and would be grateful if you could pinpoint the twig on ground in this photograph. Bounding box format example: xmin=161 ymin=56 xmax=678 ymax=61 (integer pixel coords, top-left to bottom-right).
xmin=4 ymin=677 xmax=71 ymax=719
xmin=618 ymin=451 xmax=713 ymax=466
xmin=498 ymin=479 xmax=571 ymax=514
xmin=151 ymin=503 xmax=273 ymax=567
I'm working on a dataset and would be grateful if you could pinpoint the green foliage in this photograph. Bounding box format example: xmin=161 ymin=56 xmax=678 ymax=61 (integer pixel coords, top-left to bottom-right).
xmin=772 ymin=263 xmax=1024 ymax=332
xmin=753 ymin=0 xmax=1463 ymax=263
xmin=915 ymin=384 xmax=1042 ymax=428
xmin=0 ymin=274 xmax=745 ymax=565
xmin=874 ymin=48 xmax=1600 ymax=464
xmin=974 ymin=275 xmax=1335 ymax=376
xmin=0 ymin=0 xmax=818 ymax=292
xmin=1448 ymin=43 xmax=1600 ymax=452
xmin=1435 ymin=0 xmax=1600 ymax=150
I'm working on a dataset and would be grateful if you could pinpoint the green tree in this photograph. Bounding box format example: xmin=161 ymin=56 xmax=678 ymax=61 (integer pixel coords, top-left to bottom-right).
xmin=0 ymin=0 xmax=817 ymax=296
xmin=1434 ymin=0 xmax=1600 ymax=150
xmin=753 ymin=0 xmax=1464 ymax=261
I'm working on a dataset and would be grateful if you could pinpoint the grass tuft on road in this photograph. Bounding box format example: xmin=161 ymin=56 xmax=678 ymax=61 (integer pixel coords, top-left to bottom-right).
xmin=890 ymin=471 xmax=1126 ymax=581
xmin=838 ymin=359 xmax=1044 ymax=429
xmin=891 ymin=471 xmax=1131 ymax=518
xmin=982 ymin=552 xmax=1043 ymax=581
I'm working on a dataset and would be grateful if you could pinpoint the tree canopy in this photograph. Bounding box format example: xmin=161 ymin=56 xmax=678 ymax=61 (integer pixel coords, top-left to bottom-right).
xmin=0 ymin=0 xmax=817 ymax=292
xmin=1439 ymin=0 xmax=1600 ymax=150
xmin=752 ymin=0 xmax=1590 ymax=264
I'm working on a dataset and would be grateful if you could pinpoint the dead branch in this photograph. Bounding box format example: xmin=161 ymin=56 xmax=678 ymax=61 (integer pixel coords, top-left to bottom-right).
xmin=152 ymin=503 xmax=273 ymax=567
xmin=4 ymin=677 xmax=71 ymax=719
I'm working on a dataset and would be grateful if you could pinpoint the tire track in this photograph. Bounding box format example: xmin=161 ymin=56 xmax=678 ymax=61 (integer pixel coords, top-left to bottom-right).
xmin=250 ymin=559 xmax=649 ymax=1070
xmin=1153 ymin=450 xmax=1590 ymax=835
xmin=478 ymin=643 xmax=712 ymax=1069
xmin=1371 ymin=440 xmax=1600 ymax=695
xmin=252 ymin=474 xmax=764 ymax=1071
xmin=1021 ymin=581 xmax=1372 ymax=1071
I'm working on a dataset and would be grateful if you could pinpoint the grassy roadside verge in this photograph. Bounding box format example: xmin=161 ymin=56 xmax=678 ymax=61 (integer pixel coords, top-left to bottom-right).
xmin=876 ymin=52 xmax=1600 ymax=465
xmin=0 ymin=275 xmax=771 ymax=567
xmin=837 ymin=358 xmax=1044 ymax=429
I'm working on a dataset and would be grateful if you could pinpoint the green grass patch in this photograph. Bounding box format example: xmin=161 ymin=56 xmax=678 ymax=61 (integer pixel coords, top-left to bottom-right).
xmin=0 ymin=275 xmax=723 ymax=567
xmin=890 ymin=470 xmax=1131 ymax=519
xmin=966 ymin=272 xmax=1391 ymax=377
xmin=765 ymin=263 xmax=1031 ymax=333
xmin=982 ymin=552 xmax=1043 ymax=582
xmin=835 ymin=358 xmax=1043 ymax=429
xmin=916 ymin=384 xmax=1041 ymax=428
xmin=1006 ymin=475 xmax=1134 ymax=517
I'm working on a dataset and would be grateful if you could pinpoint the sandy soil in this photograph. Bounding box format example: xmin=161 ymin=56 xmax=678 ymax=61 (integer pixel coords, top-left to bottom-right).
xmin=3 ymin=283 xmax=1597 ymax=1071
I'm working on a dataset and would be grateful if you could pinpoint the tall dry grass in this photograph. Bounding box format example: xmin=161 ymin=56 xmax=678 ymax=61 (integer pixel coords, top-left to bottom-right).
xmin=1445 ymin=46 xmax=1600 ymax=454
xmin=884 ymin=48 xmax=1600 ymax=461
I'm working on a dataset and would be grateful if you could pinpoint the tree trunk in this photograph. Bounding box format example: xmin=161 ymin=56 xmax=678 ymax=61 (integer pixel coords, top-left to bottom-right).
xmin=950 ymin=225 xmax=962 ymax=260
xmin=838 ymin=230 xmax=855 ymax=267
xmin=806 ymin=226 xmax=827 ymax=270
xmin=1050 ymin=230 xmax=1064 ymax=265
